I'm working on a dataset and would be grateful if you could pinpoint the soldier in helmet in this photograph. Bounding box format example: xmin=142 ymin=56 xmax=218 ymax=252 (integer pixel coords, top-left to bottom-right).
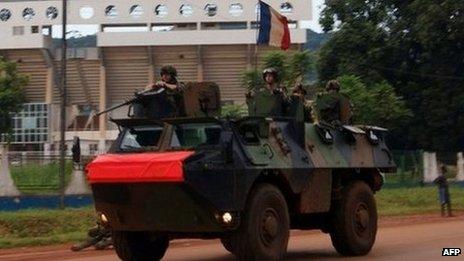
xmin=314 ymin=79 xmax=352 ymax=125
xmin=246 ymin=68 xmax=288 ymax=117
xmin=146 ymin=65 xmax=186 ymax=117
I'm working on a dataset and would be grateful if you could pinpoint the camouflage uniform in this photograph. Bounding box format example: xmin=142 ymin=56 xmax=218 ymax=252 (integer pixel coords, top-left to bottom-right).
xmin=287 ymin=84 xmax=313 ymax=122
xmin=314 ymin=80 xmax=352 ymax=125
xmin=71 ymin=222 xmax=112 ymax=251
xmin=246 ymin=68 xmax=288 ymax=117
xmin=247 ymin=87 xmax=287 ymax=117
xmin=146 ymin=65 xmax=186 ymax=118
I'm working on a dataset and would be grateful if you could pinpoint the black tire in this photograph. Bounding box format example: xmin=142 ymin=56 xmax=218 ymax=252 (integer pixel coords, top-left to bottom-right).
xmin=232 ymin=184 xmax=290 ymax=261
xmin=220 ymin=236 xmax=235 ymax=254
xmin=329 ymin=181 xmax=377 ymax=256
xmin=113 ymin=231 xmax=169 ymax=261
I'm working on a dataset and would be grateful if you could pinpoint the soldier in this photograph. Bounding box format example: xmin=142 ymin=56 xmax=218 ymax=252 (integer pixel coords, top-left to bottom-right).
xmin=288 ymin=83 xmax=313 ymax=122
xmin=434 ymin=163 xmax=452 ymax=217
xmin=146 ymin=65 xmax=186 ymax=117
xmin=71 ymin=221 xmax=112 ymax=251
xmin=246 ymin=68 xmax=287 ymax=117
xmin=314 ymin=79 xmax=352 ymax=125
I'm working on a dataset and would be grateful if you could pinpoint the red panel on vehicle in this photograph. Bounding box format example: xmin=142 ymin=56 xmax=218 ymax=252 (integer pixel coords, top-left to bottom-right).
xmin=86 ymin=151 xmax=194 ymax=184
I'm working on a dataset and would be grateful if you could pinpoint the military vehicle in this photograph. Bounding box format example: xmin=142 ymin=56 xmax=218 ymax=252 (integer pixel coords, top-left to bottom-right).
xmin=81 ymin=82 xmax=396 ymax=261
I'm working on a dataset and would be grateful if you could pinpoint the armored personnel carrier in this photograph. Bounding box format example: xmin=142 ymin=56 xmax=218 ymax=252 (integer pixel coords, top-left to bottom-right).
xmin=82 ymin=83 xmax=396 ymax=260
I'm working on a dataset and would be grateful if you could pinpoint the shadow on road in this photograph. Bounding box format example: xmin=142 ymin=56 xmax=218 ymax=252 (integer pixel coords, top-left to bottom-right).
xmin=174 ymin=251 xmax=342 ymax=261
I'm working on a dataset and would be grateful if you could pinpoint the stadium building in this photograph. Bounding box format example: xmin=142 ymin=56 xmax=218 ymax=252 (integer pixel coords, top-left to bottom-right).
xmin=0 ymin=0 xmax=312 ymax=153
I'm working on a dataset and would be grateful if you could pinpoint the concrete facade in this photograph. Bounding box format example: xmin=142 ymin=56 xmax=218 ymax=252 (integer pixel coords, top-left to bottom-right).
xmin=0 ymin=0 xmax=312 ymax=149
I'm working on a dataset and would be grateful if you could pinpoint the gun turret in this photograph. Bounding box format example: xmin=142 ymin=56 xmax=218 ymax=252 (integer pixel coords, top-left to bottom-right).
xmin=95 ymin=82 xmax=221 ymax=120
xmin=95 ymin=87 xmax=167 ymax=118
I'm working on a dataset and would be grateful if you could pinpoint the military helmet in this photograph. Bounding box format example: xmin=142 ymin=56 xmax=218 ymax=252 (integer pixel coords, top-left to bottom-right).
xmin=326 ymin=79 xmax=340 ymax=92
xmin=160 ymin=65 xmax=178 ymax=78
xmin=262 ymin=67 xmax=278 ymax=80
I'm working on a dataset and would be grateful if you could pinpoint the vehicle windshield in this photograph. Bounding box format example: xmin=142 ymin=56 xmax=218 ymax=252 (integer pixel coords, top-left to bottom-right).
xmin=170 ymin=123 xmax=222 ymax=149
xmin=120 ymin=125 xmax=163 ymax=151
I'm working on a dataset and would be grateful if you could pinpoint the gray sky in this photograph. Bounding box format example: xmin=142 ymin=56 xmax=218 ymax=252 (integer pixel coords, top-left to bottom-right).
xmin=304 ymin=0 xmax=324 ymax=32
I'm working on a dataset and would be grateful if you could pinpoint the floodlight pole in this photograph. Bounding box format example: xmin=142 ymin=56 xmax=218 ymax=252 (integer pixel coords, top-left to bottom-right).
xmin=59 ymin=0 xmax=67 ymax=209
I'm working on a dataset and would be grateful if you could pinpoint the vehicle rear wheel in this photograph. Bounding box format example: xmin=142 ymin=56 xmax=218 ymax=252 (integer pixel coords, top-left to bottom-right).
xmin=329 ymin=181 xmax=377 ymax=256
xmin=232 ymin=184 xmax=290 ymax=260
xmin=113 ymin=231 xmax=169 ymax=261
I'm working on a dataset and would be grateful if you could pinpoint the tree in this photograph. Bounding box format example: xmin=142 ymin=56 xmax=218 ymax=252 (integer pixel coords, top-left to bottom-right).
xmin=338 ymin=75 xmax=412 ymax=130
xmin=241 ymin=51 xmax=315 ymax=91
xmin=0 ymin=57 xmax=28 ymax=138
xmin=318 ymin=0 xmax=464 ymax=151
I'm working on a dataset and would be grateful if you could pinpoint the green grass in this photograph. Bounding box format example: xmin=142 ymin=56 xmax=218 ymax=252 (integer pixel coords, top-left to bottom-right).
xmin=0 ymin=207 xmax=95 ymax=249
xmin=10 ymin=161 xmax=73 ymax=194
xmin=0 ymin=186 xmax=463 ymax=249
xmin=376 ymin=186 xmax=464 ymax=216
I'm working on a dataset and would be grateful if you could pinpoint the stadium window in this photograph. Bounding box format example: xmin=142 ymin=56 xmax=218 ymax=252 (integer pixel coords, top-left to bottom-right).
xmin=204 ymin=4 xmax=217 ymax=17
xmin=42 ymin=26 xmax=51 ymax=36
xmin=46 ymin=6 xmax=58 ymax=20
xmin=202 ymin=22 xmax=247 ymax=30
xmin=288 ymin=20 xmax=297 ymax=29
xmin=31 ymin=26 xmax=39 ymax=34
xmin=130 ymin=5 xmax=143 ymax=18
xmin=152 ymin=23 xmax=196 ymax=32
xmin=23 ymin=7 xmax=36 ymax=21
xmin=229 ymin=3 xmax=243 ymax=17
xmin=13 ymin=26 xmax=24 ymax=35
xmin=179 ymin=4 xmax=193 ymax=17
xmin=79 ymin=6 xmax=94 ymax=19
xmin=0 ymin=9 xmax=12 ymax=22
xmin=155 ymin=4 xmax=168 ymax=18
xmin=280 ymin=2 xmax=293 ymax=14
xmin=105 ymin=5 xmax=118 ymax=18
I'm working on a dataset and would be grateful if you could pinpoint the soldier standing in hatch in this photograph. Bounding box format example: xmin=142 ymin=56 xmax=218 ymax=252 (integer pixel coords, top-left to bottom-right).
xmin=146 ymin=65 xmax=186 ymax=117
xmin=246 ymin=68 xmax=288 ymax=117
xmin=314 ymin=79 xmax=352 ymax=125
xmin=288 ymin=83 xmax=313 ymax=122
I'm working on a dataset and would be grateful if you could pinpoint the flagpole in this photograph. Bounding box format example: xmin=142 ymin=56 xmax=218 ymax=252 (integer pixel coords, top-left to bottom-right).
xmin=254 ymin=1 xmax=260 ymax=76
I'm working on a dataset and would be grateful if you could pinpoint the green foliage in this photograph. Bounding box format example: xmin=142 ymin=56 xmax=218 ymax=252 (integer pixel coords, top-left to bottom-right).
xmin=318 ymin=0 xmax=464 ymax=151
xmin=241 ymin=51 xmax=315 ymax=91
xmin=0 ymin=57 xmax=28 ymax=136
xmin=221 ymin=104 xmax=248 ymax=118
xmin=338 ymin=75 xmax=412 ymax=129
xmin=10 ymin=161 xmax=73 ymax=194
xmin=241 ymin=69 xmax=263 ymax=91
xmin=287 ymin=51 xmax=315 ymax=87
xmin=262 ymin=51 xmax=288 ymax=82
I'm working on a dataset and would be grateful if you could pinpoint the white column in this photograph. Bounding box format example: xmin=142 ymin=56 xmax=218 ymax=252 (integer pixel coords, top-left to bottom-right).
xmin=0 ymin=145 xmax=20 ymax=197
xmin=98 ymin=139 xmax=106 ymax=154
xmin=423 ymin=152 xmax=439 ymax=183
xmin=456 ymin=152 xmax=464 ymax=182
xmin=65 ymin=169 xmax=91 ymax=195
xmin=82 ymin=142 xmax=90 ymax=156
xmin=44 ymin=143 xmax=51 ymax=164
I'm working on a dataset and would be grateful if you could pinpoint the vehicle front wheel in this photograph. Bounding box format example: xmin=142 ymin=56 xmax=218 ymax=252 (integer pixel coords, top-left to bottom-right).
xmin=113 ymin=231 xmax=169 ymax=261
xmin=329 ymin=180 xmax=377 ymax=256
xmin=232 ymin=184 xmax=290 ymax=261
xmin=220 ymin=236 xmax=235 ymax=254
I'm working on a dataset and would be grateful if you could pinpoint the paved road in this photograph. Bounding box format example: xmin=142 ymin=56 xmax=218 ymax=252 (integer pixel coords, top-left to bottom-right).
xmin=1 ymin=219 xmax=463 ymax=261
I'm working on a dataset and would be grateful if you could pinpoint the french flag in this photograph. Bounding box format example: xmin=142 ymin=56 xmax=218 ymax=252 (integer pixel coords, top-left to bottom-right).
xmin=257 ymin=1 xmax=291 ymax=50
